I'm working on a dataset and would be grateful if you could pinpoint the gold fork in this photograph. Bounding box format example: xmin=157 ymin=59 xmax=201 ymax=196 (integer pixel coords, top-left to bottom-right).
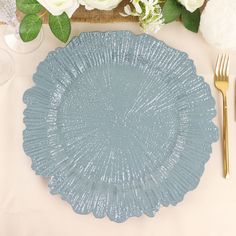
xmin=214 ymin=54 xmax=230 ymax=178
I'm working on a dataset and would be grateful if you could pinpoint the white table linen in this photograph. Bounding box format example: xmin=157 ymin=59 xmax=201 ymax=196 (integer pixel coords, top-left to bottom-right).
xmin=0 ymin=22 xmax=236 ymax=236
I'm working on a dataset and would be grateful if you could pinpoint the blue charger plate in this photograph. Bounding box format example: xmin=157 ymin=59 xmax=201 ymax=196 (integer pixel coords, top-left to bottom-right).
xmin=23 ymin=31 xmax=218 ymax=222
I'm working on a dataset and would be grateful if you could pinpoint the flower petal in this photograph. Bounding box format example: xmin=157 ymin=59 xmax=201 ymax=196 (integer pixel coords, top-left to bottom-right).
xmin=65 ymin=1 xmax=80 ymax=17
xmin=133 ymin=2 xmax=142 ymax=14
xmin=124 ymin=5 xmax=132 ymax=15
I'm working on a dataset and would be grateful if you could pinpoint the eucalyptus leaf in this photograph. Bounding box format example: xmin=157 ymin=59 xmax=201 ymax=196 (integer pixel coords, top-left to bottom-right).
xmin=49 ymin=13 xmax=71 ymax=43
xmin=20 ymin=14 xmax=42 ymax=42
xmin=181 ymin=8 xmax=200 ymax=33
xmin=163 ymin=0 xmax=182 ymax=23
xmin=16 ymin=0 xmax=42 ymax=14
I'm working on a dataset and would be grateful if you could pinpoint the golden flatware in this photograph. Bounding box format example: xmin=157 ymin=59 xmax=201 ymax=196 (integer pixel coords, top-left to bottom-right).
xmin=214 ymin=54 xmax=230 ymax=178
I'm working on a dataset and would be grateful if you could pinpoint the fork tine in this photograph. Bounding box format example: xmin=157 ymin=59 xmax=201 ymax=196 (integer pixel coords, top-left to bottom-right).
xmin=225 ymin=55 xmax=230 ymax=81
xmin=221 ymin=54 xmax=227 ymax=80
xmin=215 ymin=54 xmax=220 ymax=77
xmin=227 ymin=55 xmax=230 ymax=76
xmin=219 ymin=54 xmax=225 ymax=79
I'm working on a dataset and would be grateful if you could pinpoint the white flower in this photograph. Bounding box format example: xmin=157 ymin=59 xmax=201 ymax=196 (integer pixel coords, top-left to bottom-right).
xmin=79 ymin=0 xmax=123 ymax=10
xmin=178 ymin=0 xmax=204 ymax=12
xmin=37 ymin=0 xmax=80 ymax=17
xmin=200 ymin=0 xmax=236 ymax=50
xmin=144 ymin=19 xmax=163 ymax=33
xmin=121 ymin=0 xmax=164 ymax=33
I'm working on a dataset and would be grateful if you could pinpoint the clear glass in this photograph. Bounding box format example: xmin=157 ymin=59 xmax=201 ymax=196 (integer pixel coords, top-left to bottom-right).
xmin=3 ymin=18 xmax=43 ymax=54
xmin=0 ymin=48 xmax=14 ymax=85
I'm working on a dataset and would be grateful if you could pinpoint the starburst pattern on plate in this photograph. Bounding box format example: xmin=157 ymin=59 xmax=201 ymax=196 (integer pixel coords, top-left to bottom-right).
xmin=23 ymin=31 xmax=218 ymax=222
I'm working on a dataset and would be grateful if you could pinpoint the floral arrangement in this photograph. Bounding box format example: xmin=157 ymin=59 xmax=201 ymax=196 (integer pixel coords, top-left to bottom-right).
xmin=16 ymin=0 xmax=205 ymax=43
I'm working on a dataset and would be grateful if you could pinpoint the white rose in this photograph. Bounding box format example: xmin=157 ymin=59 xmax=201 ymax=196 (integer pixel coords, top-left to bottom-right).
xmin=200 ymin=0 xmax=236 ymax=50
xmin=37 ymin=0 xmax=80 ymax=17
xmin=79 ymin=0 xmax=123 ymax=10
xmin=178 ymin=0 xmax=204 ymax=12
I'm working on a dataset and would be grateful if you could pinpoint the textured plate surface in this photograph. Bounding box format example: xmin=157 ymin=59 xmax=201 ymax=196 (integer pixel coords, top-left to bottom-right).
xmin=23 ymin=31 xmax=218 ymax=223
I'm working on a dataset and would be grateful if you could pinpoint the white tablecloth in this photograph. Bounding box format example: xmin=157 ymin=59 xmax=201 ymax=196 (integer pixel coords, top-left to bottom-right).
xmin=1 ymin=22 xmax=236 ymax=236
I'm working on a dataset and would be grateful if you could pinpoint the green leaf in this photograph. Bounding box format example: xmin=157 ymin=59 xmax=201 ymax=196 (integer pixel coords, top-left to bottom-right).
xmin=20 ymin=14 xmax=42 ymax=42
xmin=49 ymin=13 xmax=71 ymax=43
xmin=181 ymin=8 xmax=200 ymax=33
xmin=163 ymin=0 xmax=182 ymax=23
xmin=16 ymin=0 xmax=42 ymax=14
